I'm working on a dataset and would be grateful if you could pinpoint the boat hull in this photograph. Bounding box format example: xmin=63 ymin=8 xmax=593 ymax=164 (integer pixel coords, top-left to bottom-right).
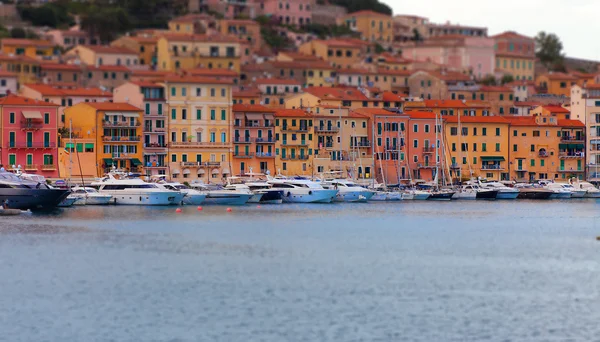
xmin=256 ymin=190 xmax=284 ymax=204
xmin=83 ymin=195 xmax=114 ymax=205
xmin=281 ymin=189 xmax=338 ymax=203
xmin=0 ymin=188 xmax=70 ymax=210
xmin=584 ymin=191 xmax=600 ymax=198
xmin=476 ymin=190 xmax=498 ymax=199
xmin=517 ymin=190 xmax=553 ymax=200
xmin=204 ymin=193 xmax=252 ymax=205
xmin=99 ymin=191 xmax=177 ymax=205
xmin=549 ymin=192 xmax=571 ymax=199
xmin=452 ymin=192 xmax=477 ymax=200
xmin=57 ymin=197 xmax=79 ymax=207
xmin=182 ymin=194 xmax=207 ymax=205
xmin=247 ymin=193 xmax=265 ymax=203
xmin=570 ymin=190 xmax=586 ymax=198
xmin=372 ymin=191 xmax=402 ymax=201
xmin=428 ymin=192 xmax=454 ymax=201
xmin=496 ymin=191 xmax=519 ymax=199
xmin=334 ymin=190 xmax=375 ymax=202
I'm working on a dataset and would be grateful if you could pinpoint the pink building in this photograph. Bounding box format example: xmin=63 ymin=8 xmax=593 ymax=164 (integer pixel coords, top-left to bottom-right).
xmin=113 ymin=81 xmax=167 ymax=176
xmin=44 ymin=28 xmax=99 ymax=50
xmin=401 ymin=35 xmax=495 ymax=79
xmin=256 ymin=0 xmax=313 ymax=26
xmin=0 ymin=94 xmax=59 ymax=177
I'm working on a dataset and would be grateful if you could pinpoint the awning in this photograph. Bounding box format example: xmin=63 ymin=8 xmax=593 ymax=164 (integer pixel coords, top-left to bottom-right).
xmin=172 ymin=169 xmax=180 ymax=174
xmin=481 ymin=156 xmax=505 ymax=162
xmin=183 ymin=169 xmax=191 ymax=175
xmin=559 ymin=143 xmax=584 ymax=149
xmin=197 ymin=169 xmax=206 ymax=175
xmin=22 ymin=111 xmax=42 ymax=119
xmin=245 ymin=113 xmax=263 ymax=120
xmin=84 ymin=143 xmax=94 ymax=149
xmin=131 ymin=158 xmax=142 ymax=166
xmin=103 ymin=158 xmax=114 ymax=166
xmin=222 ymin=168 xmax=230 ymax=174
xmin=264 ymin=113 xmax=274 ymax=120
xmin=211 ymin=168 xmax=219 ymax=175
xmin=65 ymin=143 xmax=75 ymax=148
xmin=122 ymin=113 xmax=140 ymax=118
xmin=529 ymin=172 xmax=537 ymax=174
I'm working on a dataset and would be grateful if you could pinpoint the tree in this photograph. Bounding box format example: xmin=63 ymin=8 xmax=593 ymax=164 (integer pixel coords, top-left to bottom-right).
xmin=329 ymin=0 xmax=392 ymax=15
xmin=412 ymin=28 xmax=422 ymax=42
xmin=481 ymin=75 xmax=497 ymax=86
xmin=374 ymin=43 xmax=385 ymax=54
xmin=81 ymin=6 xmax=131 ymax=43
xmin=501 ymin=74 xmax=514 ymax=85
xmin=10 ymin=27 xmax=26 ymax=38
xmin=535 ymin=31 xmax=565 ymax=71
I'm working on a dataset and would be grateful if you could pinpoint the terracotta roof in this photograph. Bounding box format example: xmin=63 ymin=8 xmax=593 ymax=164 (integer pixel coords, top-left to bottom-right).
xmin=159 ymin=33 xmax=243 ymax=43
xmin=444 ymin=116 xmax=508 ymax=124
xmin=241 ymin=63 xmax=269 ymax=72
xmin=170 ymin=13 xmax=215 ymax=23
xmin=304 ymin=86 xmax=369 ymax=101
xmin=123 ymin=36 xmax=159 ymax=44
xmin=82 ymin=102 xmax=142 ymax=111
xmin=514 ymin=101 xmax=541 ymax=106
xmin=23 ymin=84 xmax=112 ymax=97
xmin=337 ymin=68 xmax=377 ymax=75
xmin=504 ymin=117 xmax=539 ymax=126
xmin=423 ymin=100 xmax=468 ymax=108
xmin=491 ymin=31 xmax=533 ymax=40
xmin=89 ymin=65 xmax=131 ymax=72
xmin=40 ymin=63 xmax=82 ymax=71
xmin=346 ymin=10 xmax=391 ymax=18
xmin=464 ymin=100 xmax=491 ymax=108
xmin=129 ymin=80 xmax=163 ymax=88
xmin=382 ymin=91 xmax=404 ymax=102
xmin=352 ymin=108 xmax=397 ymax=116
xmin=495 ymin=52 xmax=535 ymax=59
xmin=278 ymin=52 xmax=322 ymax=62
xmin=163 ymin=74 xmax=233 ymax=84
xmin=377 ymin=53 xmax=412 ymax=64
xmin=541 ymin=72 xmax=577 ymax=81
xmin=0 ymin=53 xmax=40 ymax=64
xmin=1 ymin=38 xmax=54 ymax=47
xmin=131 ymin=70 xmax=171 ymax=78
xmin=269 ymin=60 xmax=334 ymax=70
xmin=232 ymin=104 xmax=276 ymax=112
xmin=233 ymin=89 xmax=261 ymax=98
xmin=74 ymin=45 xmax=137 ymax=55
xmin=0 ymin=94 xmax=59 ymax=106
xmin=480 ymin=85 xmax=512 ymax=92
xmin=255 ymin=78 xmax=302 ymax=85
xmin=405 ymin=111 xmax=436 ymax=119
xmin=542 ymin=105 xmax=570 ymax=113
xmin=274 ymin=108 xmax=312 ymax=117
xmin=378 ymin=68 xmax=412 ymax=76
xmin=558 ymin=119 xmax=584 ymax=127
xmin=184 ymin=68 xmax=239 ymax=77
xmin=0 ymin=70 xmax=16 ymax=77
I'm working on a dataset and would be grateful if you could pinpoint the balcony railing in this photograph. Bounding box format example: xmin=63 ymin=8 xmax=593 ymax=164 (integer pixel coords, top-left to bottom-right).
xmin=143 ymin=127 xmax=166 ymax=133
xmin=235 ymin=122 xmax=274 ymax=128
xmin=417 ymin=163 xmax=435 ymax=169
xmin=103 ymin=136 xmax=141 ymax=142
xmin=168 ymin=142 xmax=230 ymax=148
xmin=559 ymin=152 xmax=584 ymax=159
xmin=24 ymin=164 xmax=38 ymax=171
xmin=233 ymin=152 xmax=255 ymax=158
xmin=112 ymin=153 xmax=133 ymax=159
xmin=351 ymin=141 xmax=371 ymax=148
xmin=423 ymin=147 xmax=435 ymax=153
xmin=253 ymin=137 xmax=275 ymax=143
xmin=282 ymin=126 xmax=309 ymax=132
xmin=558 ymin=167 xmax=584 ymax=173
xmin=314 ymin=126 xmax=339 ymax=133
xmin=234 ymin=137 xmax=252 ymax=143
xmin=41 ymin=164 xmax=56 ymax=170
xmin=561 ymin=136 xmax=584 ymax=142
xmin=281 ymin=140 xmax=308 ymax=146
xmin=481 ymin=164 xmax=504 ymax=170
xmin=144 ymin=143 xmax=167 ymax=148
xmin=256 ymin=152 xmax=275 ymax=158
xmin=20 ymin=121 xmax=44 ymax=130
xmin=539 ymin=152 xmax=549 ymax=158
xmin=7 ymin=142 xmax=56 ymax=148
xmin=103 ymin=120 xmax=141 ymax=128
xmin=281 ymin=155 xmax=309 ymax=160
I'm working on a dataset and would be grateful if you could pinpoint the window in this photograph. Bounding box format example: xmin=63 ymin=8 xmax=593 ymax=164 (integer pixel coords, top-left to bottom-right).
xmin=495 ymin=128 xmax=500 ymax=136
xmin=171 ymin=154 xmax=177 ymax=162
xmin=541 ymin=160 xmax=545 ymax=167
xmin=413 ymin=124 xmax=418 ymax=132
xmin=44 ymin=113 xmax=49 ymax=124
xmin=513 ymin=144 xmax=517 ymax=152
xmin=473 ymin=127 xmax=477 ymax=136
xmin=145 ymin=103 xmax=150 ymax=115
xmin=182 ymin=87 xmax=187 ymax=96
xmin=211 ymin=88 xmax=216 ymax=97
xmin=450 ymin=127 xmax=457 ymax=136
xmin=533 ymin=130 xmax=540 ymax=137
xmin=530 ymin=144 xmax=535 ymax=152
xmin=513 ymin=130 xmax=517 ymax=137
xmin=482 ymin=143 xmax=487 ymax=152
xmin=196 ymin=109 xmax=201 ymax=120
xmin=221 ymin=88 xmax=226 ymax=97
xmin=451 ymin=143 xmax=456 ymax=152
xmin=171 ymin=87 xmax=176 ymax=96
xmin=473 ymin=143 xmax=477 ymax=152
xmin=424 ymin=125 xmax=430 ymax=133
xmin=221 ymin=109 xmax=226 ymax=120
xmin=9 ymin=112 xmax=14 ymax=124
xmin=482 ymin=128 xmax=487 ymax=136
xmin=221 ymin=132 xmax=226 ymax=142
xmin=182 ymin=109 xmax=187 ymax=120
xmin=530 ymin=159 xmax=535 ymax=167
xmin=210 ymin=109 xmax=216 ymax=120
xmin=495 ymin=143 xmax=500 ymax=152
xmin=171 ymin=109 xmax=176 ymax=120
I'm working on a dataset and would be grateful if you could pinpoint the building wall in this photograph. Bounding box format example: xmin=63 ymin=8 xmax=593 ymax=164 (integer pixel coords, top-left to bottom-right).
xmin=258 ymin=0 xmax=313 ymax=26
xmin=231 ymin=110 xmax=276 ymax=175
xmin=274 ymin=115 xmax=315 ymax=176
xmin=495 ymin=56 xmax=535 ymax=80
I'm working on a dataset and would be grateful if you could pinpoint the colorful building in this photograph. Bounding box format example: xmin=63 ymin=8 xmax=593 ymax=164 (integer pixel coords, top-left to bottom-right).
xmin=217 ymin=19 xmax=262 ymax=52
xmin=408 ymin=70 xmax=472 ymax=100
xmin=39 ymin=63 xmax=84 ymax=86
xmin=63 ymin=102 xmax=144 ymax=178
xmin=0 ymin=71 xmax=17 ymax=96
xmin=274 ymin=108 xmax=315 ymax=176
xmin=570 ymin=84 xmax=600 ymax=180
xmin=286 ymin=86 xmax=378 ymax=110
xmin=255 ymin=78 xmax=303 ymax=107
xmin=338 ymin=10 xmax=393 ymax=43
xmin=0 ymin=54 xmax=41 ymax=86
xmin=404 ymin=111 xmax=439 ymax=182
xmin=444 ymin=116 xmax=510 ymax=182
xmin=156 ymin=34 xmax=243 ymax=72
xmin=492 ymin=31 xmax=535 ymax=81
xmin=0 ymin=38 xmax=56 ymax=59
xmin=535 ymin=72 xmax=577 ymax=97
xmin=298 ymin=39 xmax=362 ymax=69
xmin=0 ymin=95 xmax=59 ymax=178
xmin=164 ymin=75 xmax=233 ymax=182
xmin=231 ymin=104 xmax=276 ymax=175
xmin=64 ymin=45 xmax=139 ymax=67
xmin=256 ymin=0 xmax=313 ymax=26
xmin=530 ymin=105 xmax=571 ymax=120
xmin=114 ymin=81 xmax=168 ymax=177
xmin=111 ymin=35 xmax=159 ymax=67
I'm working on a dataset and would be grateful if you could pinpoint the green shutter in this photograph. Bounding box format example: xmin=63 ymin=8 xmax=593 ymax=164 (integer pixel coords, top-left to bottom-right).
xmin=8 ymin=154 xmax=15 ymax=165
xmin=196 ymin=109 xmax=201 ymax=120
xmin=76 ymin=143 xmax=83 ymax=152
xmin=221 ymin=109 xmax=226 ymax=120
xmin=171 ymin=109 xmax=176 ymax=120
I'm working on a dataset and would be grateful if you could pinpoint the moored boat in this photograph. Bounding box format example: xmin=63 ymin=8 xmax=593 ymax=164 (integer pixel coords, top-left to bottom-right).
xmin=515 ymin=184 xmax=553 ymax=200
xmin=267 ymin=176 xmax=338 ymax=203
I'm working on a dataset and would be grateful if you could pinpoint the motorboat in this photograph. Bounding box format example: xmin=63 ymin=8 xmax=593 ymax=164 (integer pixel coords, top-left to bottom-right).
xmin=147 ymin=176 xmax=186 ymax=205
xmin=514 ymin=184 xmax=553 ymax=200
xmin=479 ymin=181 xmax=519 ymax=200
xmin=190 ymin=182 xmax=252 ymax=205
xmin=70 ymin=186 xmax=114 ymax=205
xmin=223 ymin=182 xmax=264 ymax=203
xmin=371 ymin=191 xmax=402 ymax=201
xmin=159 ymin=183 xmax=207 ymax=205
xmin=226 ymin=172 xmax=283 ymax=204
xmin=574 ymin=181 xmax=600 ymax=198
xmin=57 ymin=195 xmax=79 ymax=207
xmin=557 ymin=183 xmax=586 ymax=198
xmin=541 ymin=181 xmax=574 ymax=199
xmin=319 ymin=179 xmax=375 ymax=202
xmin=452 ymin=183 xmax=498 ymax=200
xmin=0 ymin=171 xmax=69 ymax=210
xmin=267 ymin=176 xmax=338 ymax=203
xmin=90 ymin=170 xmax=179 ymax=205
xmin=402 ymin=189 xmax=430 ymax=200
xmin=427 ymin=189 xmax=455 ymax=201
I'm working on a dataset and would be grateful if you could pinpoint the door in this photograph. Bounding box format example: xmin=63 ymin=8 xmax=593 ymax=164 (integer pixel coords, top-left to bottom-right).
xmin=26 ymin=132 xmax=33 ymax=148
xmin=44 ymin=155 xmax=53 ymax=166
xmin=234 ymin=145 xmax=239 ymax=155
xmin=560 ymin=159 xmax=565 ymax=171
xmin=517 ymin=159 xmax=523 ymax=170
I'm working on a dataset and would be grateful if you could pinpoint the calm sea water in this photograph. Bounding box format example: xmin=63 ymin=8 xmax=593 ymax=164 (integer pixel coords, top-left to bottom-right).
xmin=1 ymin=201 xmax=600 ymax=341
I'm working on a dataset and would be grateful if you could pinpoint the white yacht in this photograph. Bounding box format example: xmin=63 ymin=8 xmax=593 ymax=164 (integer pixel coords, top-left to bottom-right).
xmin=70 ymin=186 xmax=113 ymax=205
xmin=478 ymin=181 xmax=519 ymax=200
xmin=223 ymin=182 xmax=264 ymax=203
xmin=371 ymin=191 xmax=402 ymax=201
xmin=402 ymin=189 xmax=430 ymax=200
xmin=319 ymin=179 xmax=375 ymax=202
xmin=90 ymin=171 xmax=178 ymax=205
xmin=227 ymin=175 xmax=283 ymax=204
xmin=147 ymin=176 xmax=186 ymax=205
xmin=159 ymin=182 xmax=207 ymax=205
xmin=452 ymin=183 xmax=497 ymax=200
xmin=575 ymin=181 xmax=600 ymax=198
xmin=556 ymin=183 xmax=586 ymax=198
xmin=190 ymin=182 xmax=252 ymax=205
xmin=267 ymin=176 xmax=338 ymax=203
xmin=57 ymin=195 xmax=79 ymax=207
xmin=541 ymin=181 xmax=574 ymax=199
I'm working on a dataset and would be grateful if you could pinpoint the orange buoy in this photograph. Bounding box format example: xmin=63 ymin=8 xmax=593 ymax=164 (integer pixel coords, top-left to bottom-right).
xmin=226 ymin=207 xmax=232 ymax=212
xmin=175 ymin=208 xmax=182 ymax=213
xmin=257 ymin=205 xmax=261 ymax=209
xmin=197 ymin=206 xmax=203 ymax=211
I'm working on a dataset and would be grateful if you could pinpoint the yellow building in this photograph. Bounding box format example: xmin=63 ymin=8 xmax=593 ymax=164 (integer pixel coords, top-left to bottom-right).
xmin=156 ymin=33 xmax=242 ymax=72
xmin=444 ymin=116 xmax=510 ymax=181
xmin=168 ymin=13 xmax=216 ymax=34
xmin=286 ymin=87 xmax=379 ymax=110
xmin=0 ymin=54 xmax=40 ymax=85
xmin=274 ymin=108 xmax=315 ymax=176
xmin=535 ymin=72 xmax=577 ymax=97
xmin=64 ymin=45 xmax=139 ymax=67
xmin=163 ymin=74 xmax=233 ymax=182
xmin=63 ymin=102 xmax=144 ymax=178
xmin=492 ymin=31 xmax=536 ymax=81
xmin=1 ymin=38 xmax=55 ymax=58
xmin=338 ymin=10 xmax=393 ymax=43
xmin=298 ymin=39 xmax=362 ymax=69
xmin=111 ymin=35 xmax=158 ymax=67
xmin=218 ymin=19 xmax=261 ymax=52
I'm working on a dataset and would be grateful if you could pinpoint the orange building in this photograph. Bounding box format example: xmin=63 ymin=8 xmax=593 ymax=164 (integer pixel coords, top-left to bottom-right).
xmin=535 ymin=72 xmax=577 ymax=97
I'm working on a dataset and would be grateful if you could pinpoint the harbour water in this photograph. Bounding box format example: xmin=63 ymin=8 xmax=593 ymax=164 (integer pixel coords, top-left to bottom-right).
xmin=2 ymin=201 xmax=600 ymax=341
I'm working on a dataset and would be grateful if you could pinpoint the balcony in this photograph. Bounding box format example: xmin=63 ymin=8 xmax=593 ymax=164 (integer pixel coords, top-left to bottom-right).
xmin=417 ymin=163 xmax=435 ymax=169
xmin=103 ymin=120 xmax=141 ymax=128
xmin=144 ymin=165 xmax=167 ymax=169
xmin=351 ymin=141 xmax=371 ymax=148
xmin=281 ymin=140 xmax=309 ymax=146
xmin=168 ymin=142 xmax=230 ymax=148
xmin=561 ymin=136 xmax=584 ymax=143
xmin=234 ymin=137 xmax=252 ymax=144
xmin=144 ymin=143 xmax=167 ymax=149
xmin=20 ymin=121 xmax=44 ymax=130
xmin=41 ymin=164 xmax=56 ymax=170
xmin=281 ymin=155 xmax=309 ymax=161
xmin=282 ymin=126 xmax=309 ymax=132
xmin=314 ymin=126 xmax=339 ymax=133
xmin=235 ymin=122 xmax=274 ymax=128
xmin=143 ymin=127 xmax=166 ymax=134
xmin=7 ymin=142 xmax=56 ymax=148
xmin=24 ymin=164 xmax=38 ymax=171
xmin=112 ymin=153 xmax=134 ymax=159
xmin=558 ymin=167 xmax=584 ymax=173
xmin=103 ymin=136 xmax=141 ymax=142
xmin=233 ymin=152 xmax=255 ymax=158
xmin=181 ymin=162 xmax=202 ymax=168
xmin=559 ymin=152 xmax=584 ymax=159
xmin=252 ymin=137 xmax=275 ymax=144
xmin=450 ymin=163 xmax=460 ymax=169
xmin=481 ymin=164 xmax=505 ymax=171
xmin=256 ymin=152 xmax=275 ymax=158
xmin=423 ymin=147 xmax=435 ymax=153
xmin=538 ymin=152 xmax=549 ymax=158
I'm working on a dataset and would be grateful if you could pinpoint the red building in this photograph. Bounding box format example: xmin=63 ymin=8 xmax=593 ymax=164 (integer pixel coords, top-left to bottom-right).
xmin=1 ymin=95 xmax=60 ymax=177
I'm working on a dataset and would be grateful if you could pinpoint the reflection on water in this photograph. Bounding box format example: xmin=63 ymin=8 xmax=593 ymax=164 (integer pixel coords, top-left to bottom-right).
xmin=1 ymin=201 xmax=600 ymax=341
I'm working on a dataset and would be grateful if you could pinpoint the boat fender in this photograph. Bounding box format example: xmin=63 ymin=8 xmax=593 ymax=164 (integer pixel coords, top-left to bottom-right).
xmin=308 ymin=191 xmax=312 ymax=195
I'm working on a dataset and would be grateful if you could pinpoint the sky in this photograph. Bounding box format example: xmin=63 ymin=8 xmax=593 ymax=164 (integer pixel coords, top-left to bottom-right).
xmin=388 ymin=0 xmax=600 ymax=61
